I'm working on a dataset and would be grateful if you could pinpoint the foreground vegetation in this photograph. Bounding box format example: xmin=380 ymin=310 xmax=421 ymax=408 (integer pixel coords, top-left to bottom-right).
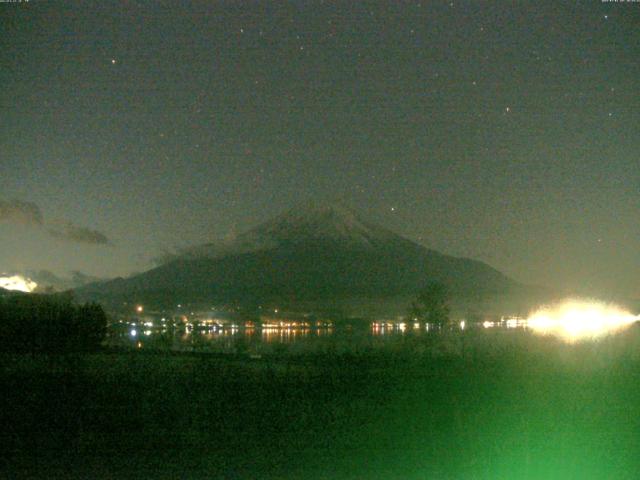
xmin=0 ymin=293 xmax=106 ymax=353
xmin=2 ymin=327 xmax=640 ymax=479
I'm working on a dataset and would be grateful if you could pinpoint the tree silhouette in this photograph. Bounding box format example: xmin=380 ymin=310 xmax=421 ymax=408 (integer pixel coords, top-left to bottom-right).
xmin=0 ymin=293 xmax=107 ymax=353
xmin=409 ymin=282 xmax=451 ymax=328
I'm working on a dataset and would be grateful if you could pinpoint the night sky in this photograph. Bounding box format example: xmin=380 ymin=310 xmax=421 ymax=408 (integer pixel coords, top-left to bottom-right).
xmin=1 ymin=1 xmax=639 ymax=296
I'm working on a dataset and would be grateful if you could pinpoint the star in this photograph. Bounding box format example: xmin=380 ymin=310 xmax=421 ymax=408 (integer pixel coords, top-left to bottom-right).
xmin=111 ymin=58 xmax=117 ymax=64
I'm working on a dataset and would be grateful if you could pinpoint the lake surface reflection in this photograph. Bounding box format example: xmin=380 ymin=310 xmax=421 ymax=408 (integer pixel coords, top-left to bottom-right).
xmin=106 ymin=321 xmax=450 ymax=355
xmin=107 ymin=305 xmax=639 ymax=354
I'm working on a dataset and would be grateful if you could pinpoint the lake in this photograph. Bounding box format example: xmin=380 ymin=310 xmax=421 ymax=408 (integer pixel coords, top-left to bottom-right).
xmin=105 ymin=317 xmax=540 ymax=356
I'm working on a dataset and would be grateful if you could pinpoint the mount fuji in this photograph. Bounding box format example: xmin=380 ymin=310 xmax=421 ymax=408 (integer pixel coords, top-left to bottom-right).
xmin=77 ymin=204 xmax=520 ymax=308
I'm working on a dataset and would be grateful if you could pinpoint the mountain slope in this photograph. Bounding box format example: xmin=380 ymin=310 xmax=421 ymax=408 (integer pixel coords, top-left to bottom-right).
xmin=77 ymin=204 xmax=519 ymax=306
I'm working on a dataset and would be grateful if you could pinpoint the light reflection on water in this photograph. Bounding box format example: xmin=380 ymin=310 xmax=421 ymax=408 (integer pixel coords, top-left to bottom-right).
xmin=107 ymin=323 xmax=417 ymax=354
xmin=107 ymin=306 xmax=640 ymax=354
xmin=107 ymin=320 xmax=489 ymax=353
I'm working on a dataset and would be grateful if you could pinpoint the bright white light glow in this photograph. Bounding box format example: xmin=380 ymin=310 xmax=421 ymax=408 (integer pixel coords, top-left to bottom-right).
xmin=527 ymin=299 xmax=639 ymax=342
xmin=0 ymin=275 xmax=37 ymax=293
xmin=505 ymin=319 xmax=519 ymax=328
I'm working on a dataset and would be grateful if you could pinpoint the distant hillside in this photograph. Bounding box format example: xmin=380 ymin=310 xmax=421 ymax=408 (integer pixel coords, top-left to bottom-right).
xmin=77 ymin=204 xmax=522 ymax=308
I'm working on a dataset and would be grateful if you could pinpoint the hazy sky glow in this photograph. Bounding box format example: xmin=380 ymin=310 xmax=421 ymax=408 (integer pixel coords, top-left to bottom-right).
xmin=0 ymin=275 xmax=37 ymax=293
xmin=1 ymin=1 xmax=638 ymax=296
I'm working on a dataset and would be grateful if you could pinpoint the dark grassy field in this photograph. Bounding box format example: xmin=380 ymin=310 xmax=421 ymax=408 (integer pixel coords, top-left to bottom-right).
xmin=2 ymin=327 xmax=640 ymax=479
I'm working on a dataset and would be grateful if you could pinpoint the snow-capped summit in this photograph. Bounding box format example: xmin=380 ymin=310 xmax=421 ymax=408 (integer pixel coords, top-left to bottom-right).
xmin=246 ymin=202 xmax=397 ymax=247
xmin=185 ymin=203 xmax=399 ymax=259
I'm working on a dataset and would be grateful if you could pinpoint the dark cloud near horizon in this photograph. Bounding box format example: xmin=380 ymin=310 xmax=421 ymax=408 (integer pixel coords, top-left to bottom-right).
xmin=151 ymin=250 xmax=181 ymax=266
xmin=24 ymin=269 xmax=106 ymax=292
xmin=70 ymin=270 xmax=104 ymax=285
xmin=0 ymin=198 xmax=111 ymax=246
xmin=0 ymin=200 xmax=43 ymax=226
xmin=48 ymin=222 xmax=111 ymax=246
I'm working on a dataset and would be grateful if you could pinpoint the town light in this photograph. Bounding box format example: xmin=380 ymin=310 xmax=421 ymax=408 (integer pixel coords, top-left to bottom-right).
xmin=527 ymin=299 xmax=639 ymax=342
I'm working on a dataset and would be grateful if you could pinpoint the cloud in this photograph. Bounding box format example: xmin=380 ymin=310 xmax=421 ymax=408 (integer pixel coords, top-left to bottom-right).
xmin=48 ymin=222 xmax=111 ymax=245
xmin=26 ymin=269 xmax=65 ymax=287
xmin=151 ymin=249 xmax=182 ymax=266
xmin=0 ymin=200 xmax=43 ymax=226
xmin=69 ymin=270 xmax=103 ymax=286
xmin=1 ymin=198 xmax=111 ymax=246
xmin=24 ymin=269 xmax=106 ymax=292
